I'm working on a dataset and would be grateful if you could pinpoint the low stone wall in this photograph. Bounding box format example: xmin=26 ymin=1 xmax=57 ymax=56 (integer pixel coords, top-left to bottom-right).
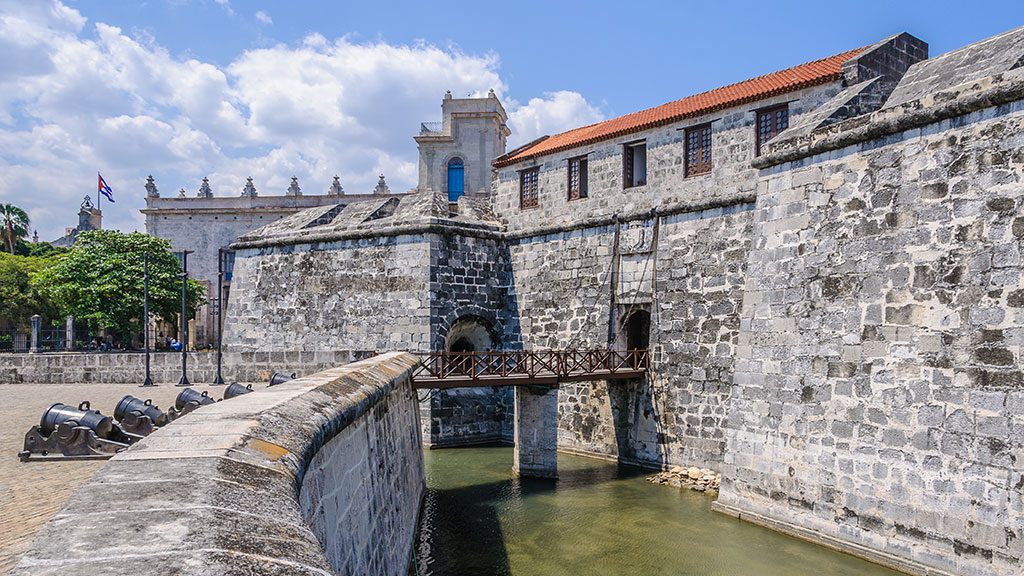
xmin=13 ymin=352 xmax=425 ymax=576
xmin=0 ymin=350 xmax=373 ymax=384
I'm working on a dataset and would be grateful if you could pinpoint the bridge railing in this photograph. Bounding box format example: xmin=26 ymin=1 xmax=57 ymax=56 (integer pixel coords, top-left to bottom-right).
xmin=413 ymin=349 xmax=649 ymax=383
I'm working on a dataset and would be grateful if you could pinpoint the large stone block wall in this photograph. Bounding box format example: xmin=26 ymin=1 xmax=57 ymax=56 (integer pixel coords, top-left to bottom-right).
xmin=14 ymin=353 xmax=424 ymax=576
xmin=0 ymin=350 xmax=361 ymax=384
xmin=491 ymin=83 xmax=843 ymax=471
xmin=514 ymin=387 xmax=559 ymax=477
xmin=300 ymin=355 xmax=424 ymax=574
xmin=507 ymin=203 xmax=754 ymax=469
xmin=223 ymin=236 xmax=432 ymax=353
xmin=145 ymin=194 xmax=378 ymax=347
xmin=222 ymin=230 xmax=515 ymax=449
xmin=421 ymin=232 xmax=517 ymax=446
xmin=429 ymin=233 xmax=518 ymax=350
xmin=422 ymin=387 xmax=513 ymax=448
xmin=716 ymin=100 xmax=1024 ymax=575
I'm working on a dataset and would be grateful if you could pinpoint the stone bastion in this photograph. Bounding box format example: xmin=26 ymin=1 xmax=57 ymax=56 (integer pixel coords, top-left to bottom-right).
xmin=12 ymin=352 xmax=425 ymax=576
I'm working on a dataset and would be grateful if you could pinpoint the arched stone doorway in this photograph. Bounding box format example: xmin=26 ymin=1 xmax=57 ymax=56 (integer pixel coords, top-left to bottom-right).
xmin=609 ymin=307 xmax=653 ymax=465
xmin=623 ymin=309 xmax=651 ymax=351
xmin=445 ymin=315 xmax=494 ymax=353
xmin=422 ymin=314 xmax=511 ymax=448
xmin=445 ymin=315 xmax=495 ymax=376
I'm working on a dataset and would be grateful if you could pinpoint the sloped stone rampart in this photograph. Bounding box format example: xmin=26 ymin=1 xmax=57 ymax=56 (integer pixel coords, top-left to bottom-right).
xmin=12 ymin=352 xmax=424 ymax=576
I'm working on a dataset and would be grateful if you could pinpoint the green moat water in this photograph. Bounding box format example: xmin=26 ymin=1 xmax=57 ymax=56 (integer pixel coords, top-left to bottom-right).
xmin=414 ymin=447 xmax=901 ymax=576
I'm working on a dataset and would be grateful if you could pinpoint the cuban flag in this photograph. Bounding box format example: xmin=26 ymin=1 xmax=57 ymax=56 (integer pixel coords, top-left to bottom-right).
xmin=98 ymin=173 xmax=115 ymax=203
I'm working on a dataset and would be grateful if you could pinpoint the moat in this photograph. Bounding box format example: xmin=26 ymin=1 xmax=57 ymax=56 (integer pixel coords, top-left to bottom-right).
xmin=414 ymin=447 xmax=902 ymax=576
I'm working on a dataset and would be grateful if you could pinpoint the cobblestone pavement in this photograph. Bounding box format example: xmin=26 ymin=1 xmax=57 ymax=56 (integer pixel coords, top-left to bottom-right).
xmin=0 ymin=382 xmax=241 ymax=574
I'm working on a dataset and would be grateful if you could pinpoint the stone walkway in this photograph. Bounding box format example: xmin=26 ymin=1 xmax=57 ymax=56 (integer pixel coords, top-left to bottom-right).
xmin=0 ymin=382 xmax=238 ymax=574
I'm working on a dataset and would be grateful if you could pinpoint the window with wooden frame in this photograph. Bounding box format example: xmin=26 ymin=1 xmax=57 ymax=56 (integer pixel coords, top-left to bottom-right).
xmin=520 ymin=167 xmax=539 ymax=209
xmin=623 ymin=141 xmax=647 ymax=188
xmin=685 ymin=124 xmax=712 ymax=177
xmin=567 ymin=156 xmax=589 ymax=200
xmin=756 ymin=104 xmax=789 ymax=156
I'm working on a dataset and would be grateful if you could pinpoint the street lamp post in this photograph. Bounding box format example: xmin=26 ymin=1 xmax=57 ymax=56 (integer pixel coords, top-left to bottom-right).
xmin=141 ymin=251 xmax=155 ymax=387
xmin=213 ymin=248 xmax=225 ymax=385
xmin=177 ymin=250 xmax=193 ymax=387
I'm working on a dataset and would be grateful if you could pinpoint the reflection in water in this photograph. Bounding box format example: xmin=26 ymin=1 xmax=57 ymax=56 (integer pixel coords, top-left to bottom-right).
xmin=414 ymin=447 xmax=901 ymax=576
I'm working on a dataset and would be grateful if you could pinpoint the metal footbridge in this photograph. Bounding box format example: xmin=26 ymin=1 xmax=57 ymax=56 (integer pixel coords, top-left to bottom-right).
xmin=411 ymin=349 xmax=648 ymax=389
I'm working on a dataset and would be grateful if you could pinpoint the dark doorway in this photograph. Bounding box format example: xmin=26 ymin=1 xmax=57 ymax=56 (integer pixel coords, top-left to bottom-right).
xmin=623 ymin=310 xmax=651 ymax=351
xmin=450 ymin=337 xmax=475 ymax=353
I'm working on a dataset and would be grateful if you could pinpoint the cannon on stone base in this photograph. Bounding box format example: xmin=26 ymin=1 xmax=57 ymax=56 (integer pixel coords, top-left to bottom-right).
xmin=114 ymin=395 xmax=170 ymax=436
xmin=268 ymin=372 xmax=295 ymax=386
xmin=19 ymin=401 xmax=142 ymax=462
xmin=172 ymin=388 xmax=216 ymax=418
xmin=223 ymin=382 xmax=253 ymax=400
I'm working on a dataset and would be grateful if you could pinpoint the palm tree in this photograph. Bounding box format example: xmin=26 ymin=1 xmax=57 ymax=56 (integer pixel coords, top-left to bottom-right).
xmin=0 ymin=203 xmax=30 ymax=254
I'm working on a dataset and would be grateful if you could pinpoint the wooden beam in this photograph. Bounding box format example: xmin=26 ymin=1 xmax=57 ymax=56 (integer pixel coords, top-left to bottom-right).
xmin=413 ymin=374 xmax=560 ymax=389
xmin=412 ymin=370 xmax=646 ymax=389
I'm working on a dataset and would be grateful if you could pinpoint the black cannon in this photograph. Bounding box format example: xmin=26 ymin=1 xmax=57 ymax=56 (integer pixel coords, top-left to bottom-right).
xmin=223 ymin=382 xmax=253 ymax=400
xmin=20 ymin=401 xmax=141 ymax=461
xmin=268 ymin=371 xmax=295 ymax=387
xmin=114 ymin=395 xmax=169 ymax=436
xmin=173 ymin=388 xmax=216 ymax=417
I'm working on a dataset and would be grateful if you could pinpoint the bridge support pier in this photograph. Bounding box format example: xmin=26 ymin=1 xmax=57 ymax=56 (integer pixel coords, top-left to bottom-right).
xmin=513 ymin=386 xmax=558 ymax=479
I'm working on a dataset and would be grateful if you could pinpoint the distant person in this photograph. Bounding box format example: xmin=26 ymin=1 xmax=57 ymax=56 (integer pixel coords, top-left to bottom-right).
xmin=170 ymin=338 xmax=182 ymax=352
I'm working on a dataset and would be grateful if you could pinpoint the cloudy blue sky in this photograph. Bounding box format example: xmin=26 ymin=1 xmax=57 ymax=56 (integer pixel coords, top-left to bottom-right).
xmin=0 ymin=0 xmax=1017 ymax=240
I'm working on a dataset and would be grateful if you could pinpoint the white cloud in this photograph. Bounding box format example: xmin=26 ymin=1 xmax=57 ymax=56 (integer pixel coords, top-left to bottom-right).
xmin=0 ymin=1 xmax=604 ymax=241
xmin=213 ymin=0 xmax=234 ymax=16
xmin=506 ymin=91 xmax=604 ymax=148
xmin=254 ymin=10 xmax=272 ymax=25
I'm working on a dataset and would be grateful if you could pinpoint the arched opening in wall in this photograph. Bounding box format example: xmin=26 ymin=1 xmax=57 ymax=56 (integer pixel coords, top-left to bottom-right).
xmin=622 ymin=309 xmax=651 ymax=351
xmin=447 ymin=158 xmax=465 ymax=203
xmin=609 ymin=307 xmax=655 ymax=465
xmin=445 ymin=316 xmax=495 ymax=374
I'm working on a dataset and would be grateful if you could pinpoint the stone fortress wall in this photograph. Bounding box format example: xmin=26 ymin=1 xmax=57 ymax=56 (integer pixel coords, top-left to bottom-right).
xmin=714 ymin=28 xmax=1024 ymax=575
xmin=490 ymin=35 xmax=929 ymax=471
xmin=221 ymin=192 xmax=517 ymax=447
xmin=145 ymin=186 xmax=392 ymax=347
xmin=13 ymin=353 xmax=425 ymax=576
xmin=215 ymin=27 xmax=1024 ymax=575
xmin=491 ymin=81 xmax=841 ymax=469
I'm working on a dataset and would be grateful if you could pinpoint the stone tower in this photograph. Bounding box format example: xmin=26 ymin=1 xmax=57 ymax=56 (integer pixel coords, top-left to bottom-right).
xmin=414 ymin=90 xmax=509 ymax=202
xmin=78 ymin=195 xmax=102 ymax=231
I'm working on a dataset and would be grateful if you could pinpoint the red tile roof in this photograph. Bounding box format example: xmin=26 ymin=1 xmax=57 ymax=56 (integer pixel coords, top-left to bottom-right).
xmin=494 ymin=46 xmax=866 ymax=167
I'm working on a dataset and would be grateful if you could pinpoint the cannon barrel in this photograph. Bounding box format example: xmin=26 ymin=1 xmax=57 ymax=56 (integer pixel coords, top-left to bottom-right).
xmin=223 ymin=382 xmax=253 ymax=400
xmin=39 ymin=401 xmax=114 ymax=439
xmin=174 ymin=388 xmax=216 ymax=411
xmin=114 ymin=395 xmax=169 ymax=427
xmin=268 ymin=372 xmax=295 ymax=387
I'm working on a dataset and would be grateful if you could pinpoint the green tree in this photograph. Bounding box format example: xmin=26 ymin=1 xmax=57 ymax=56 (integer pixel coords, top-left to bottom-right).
xmin=0 ymin=203 xmax=30 ymax=254
xmin=33 ymin=230 xmax=205 ymax=343
xmin=14 ymin=239 xmax=67 ymax=258
xmin=0 ymin=252 xmax=62 ymax=328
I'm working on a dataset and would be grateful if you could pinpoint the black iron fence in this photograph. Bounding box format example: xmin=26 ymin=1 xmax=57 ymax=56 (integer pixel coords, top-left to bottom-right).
xmin=0 ymin=325 xmax=124 ymax=353
xmin=0 ymin=330 xmax=29 ymax=352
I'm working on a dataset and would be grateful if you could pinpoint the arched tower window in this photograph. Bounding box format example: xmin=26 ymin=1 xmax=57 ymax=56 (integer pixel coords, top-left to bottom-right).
xmin=447 ymin=157 xmax=465 ymax=202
